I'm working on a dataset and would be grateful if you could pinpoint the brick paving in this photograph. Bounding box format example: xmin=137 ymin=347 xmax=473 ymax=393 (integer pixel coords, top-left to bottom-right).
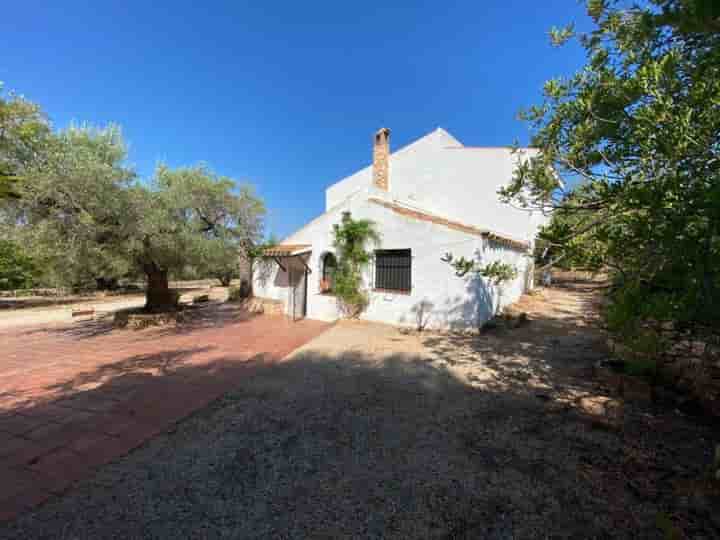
xmin=0 ymin=307 xmax=330 ymax=521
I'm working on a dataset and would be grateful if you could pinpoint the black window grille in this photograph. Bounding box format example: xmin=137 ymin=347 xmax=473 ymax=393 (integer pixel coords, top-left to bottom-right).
xmin=375 ymin=249 xmax=411 ymax=292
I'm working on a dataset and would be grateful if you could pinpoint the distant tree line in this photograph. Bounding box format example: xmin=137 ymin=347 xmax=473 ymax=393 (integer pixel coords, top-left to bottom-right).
xmin=0 ymin=84 xmax=266 ymax=310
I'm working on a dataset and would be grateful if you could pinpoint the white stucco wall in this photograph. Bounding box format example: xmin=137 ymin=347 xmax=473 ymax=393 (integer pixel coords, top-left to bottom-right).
xmin=256 ymin=127 xmax=545 ymax=329
xmin=253 ymin=196 xmax=533 ymax=330
xmin=324 ymin=128 xmax=462 ymax=210
xmin=391 ymin=147 xmax=542 ymax=242
xmin=253 ymin=254 xmax=310 ymax=317
xmin=324 ymin=128 xmax=546 ymax=243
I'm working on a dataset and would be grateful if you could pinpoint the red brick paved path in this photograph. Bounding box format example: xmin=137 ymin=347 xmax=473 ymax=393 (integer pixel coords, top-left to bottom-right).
xmin=0 ymin=307 xmax=330 ymax=521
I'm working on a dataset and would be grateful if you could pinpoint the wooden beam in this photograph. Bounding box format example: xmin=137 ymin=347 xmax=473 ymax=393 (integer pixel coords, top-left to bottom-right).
xmin=272 ymin=257 xmax=287 ymax=272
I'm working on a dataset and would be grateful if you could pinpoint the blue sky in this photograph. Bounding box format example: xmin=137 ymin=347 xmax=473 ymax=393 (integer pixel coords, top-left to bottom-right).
xmin=2 ymin=1 xmax=591 ymax=238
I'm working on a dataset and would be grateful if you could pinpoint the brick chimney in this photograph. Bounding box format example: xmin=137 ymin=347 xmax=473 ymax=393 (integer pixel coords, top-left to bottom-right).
xmin=372 ymin=127 xmax=390 ymax=191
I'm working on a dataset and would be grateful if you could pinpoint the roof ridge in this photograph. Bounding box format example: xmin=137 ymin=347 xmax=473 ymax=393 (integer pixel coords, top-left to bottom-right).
xmin=326 ymin=127 xmax=463 ymax=190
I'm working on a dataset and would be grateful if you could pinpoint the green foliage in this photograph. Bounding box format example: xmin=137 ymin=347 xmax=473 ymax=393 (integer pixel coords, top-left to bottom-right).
xmin=145 ymin=165 xmax=265 ymax=288
xmin=247 ymin=234 xmax=279 ymax=260
xmin=128 ymin=165 xmax=261 ymax=278
xmin=0 ymin=84 xmax=51 ymax=199
xmin=623 ymin=357 xmax=658 ymax=378
xmin=228 ymin=286 xmax=242 ymax=302
xmin=331 ymin=266 xmax=367 ymax=315
xmin=480 ymin=261 xmax=518 ymax=284
xmin=202 ymin=239 xmax=240 ymax=286
xmin=535 ymin=187 xmax=608 ymax=270
xmin=441 ymin=252 xmax=518 ymax=284
xmin=0 ymin=240 xmax=37 ymax=290
xmin=331 ymin=212 xmax=380 ymax=317
xmin=549 ymin=24 xmax=575 ymax=47
xmin=501 ymin=0 xmax=720 ymax=361
xmin=3 ymin=124 xmax=266 ymax=309
xmin=5 ymin=124 xmax=137 ymax=289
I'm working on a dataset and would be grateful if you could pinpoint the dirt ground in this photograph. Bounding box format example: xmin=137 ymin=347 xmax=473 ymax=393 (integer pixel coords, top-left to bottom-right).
xmin=0 ymin=285 xmax=230 ymax=330
xmin=2 ymin=281 xmax=719 ymax=538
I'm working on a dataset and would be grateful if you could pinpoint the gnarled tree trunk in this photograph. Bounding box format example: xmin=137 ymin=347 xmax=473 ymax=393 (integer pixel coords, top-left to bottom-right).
xmin=144 ymin=264 xmax=175 ymax=312
xmin=217 ymin=273 xmax=233 ymax=287
xmin=95 ymin=277 xmax=119 ymax=291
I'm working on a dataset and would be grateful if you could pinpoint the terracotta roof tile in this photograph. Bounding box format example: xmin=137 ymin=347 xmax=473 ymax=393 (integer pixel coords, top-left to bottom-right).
xmin=367 ymin=198 xmax=529 ymax=251
xmin=263 ymin=244 xmax=312 ymax=257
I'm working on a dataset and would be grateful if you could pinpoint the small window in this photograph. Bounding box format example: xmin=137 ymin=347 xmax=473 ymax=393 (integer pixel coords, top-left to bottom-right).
xmin=375 ymin=249 xmax=411 ymax=292
xmin=320 ymin=252 xmax=337 ymax=293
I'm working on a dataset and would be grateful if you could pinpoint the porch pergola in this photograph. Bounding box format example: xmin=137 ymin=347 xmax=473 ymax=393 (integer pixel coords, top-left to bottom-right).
xmin=263 ymin=244 xmax=312 ymax=274
xmin=262 ymin=244 xmax=313 ymax=320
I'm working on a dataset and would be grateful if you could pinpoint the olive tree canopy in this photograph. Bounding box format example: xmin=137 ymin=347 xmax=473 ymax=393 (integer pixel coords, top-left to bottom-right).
xmin=5 ymin=125 xmax=265 ymax=310
xmin=0 ymin=84 xmax=50 ymax=199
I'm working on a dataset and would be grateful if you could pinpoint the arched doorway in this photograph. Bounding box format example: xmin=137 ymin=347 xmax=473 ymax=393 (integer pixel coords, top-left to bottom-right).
xmin=320 ymin=252 xmax=337 ymax=293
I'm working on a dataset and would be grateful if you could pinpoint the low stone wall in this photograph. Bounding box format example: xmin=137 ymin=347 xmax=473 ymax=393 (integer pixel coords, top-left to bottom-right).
xmin=240 ymin=298 xmax=284 ymax=316
xmin=114 ymin=310 xmax=185 ymax=329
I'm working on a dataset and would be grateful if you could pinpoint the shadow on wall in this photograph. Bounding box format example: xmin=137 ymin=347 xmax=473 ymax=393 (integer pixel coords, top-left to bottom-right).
xmin=273 ymin=265 xmax=289 ymax=288
xmin=409 ymin=299 xmax=434 ymax=331
xmin=400 ymin=246 xmax=525 ymax=331
xmin=402 ymin=273 xmax=497 ymax=331
xmin=269 ymin=256 xmax=309 ymax=289
xmin=446 ymin=273 xmax=497 ymax=330
xmin=253 ymin=258 xmax=279 ymax=290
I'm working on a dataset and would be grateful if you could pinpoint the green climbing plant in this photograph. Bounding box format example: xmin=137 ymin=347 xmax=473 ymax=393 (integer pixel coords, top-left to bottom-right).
xmin=331 ymin=212 xmax=380 ymax=317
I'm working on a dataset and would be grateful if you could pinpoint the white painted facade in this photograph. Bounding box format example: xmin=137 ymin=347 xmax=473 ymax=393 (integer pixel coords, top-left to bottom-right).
xmin=253 ymin=128 xmax=544 ymax=330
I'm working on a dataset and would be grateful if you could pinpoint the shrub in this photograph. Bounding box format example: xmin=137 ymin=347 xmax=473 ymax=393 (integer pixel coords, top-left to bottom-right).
xmin=0 ymin=240 xmax=37 ymax=290
xmin=331 ymin=212 xmax=380 ymax=317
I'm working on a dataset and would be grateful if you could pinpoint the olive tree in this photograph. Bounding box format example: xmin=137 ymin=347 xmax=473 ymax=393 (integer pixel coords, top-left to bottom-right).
xmin=7 ymin=125 xmax=136 ymax=289
xmin=129 ymin=165 xmax=265 ymax=308
xmin=7 ymin=125 xmax=265 ymax=311
xmin=0 ymin=84 xmax=50 ymax=199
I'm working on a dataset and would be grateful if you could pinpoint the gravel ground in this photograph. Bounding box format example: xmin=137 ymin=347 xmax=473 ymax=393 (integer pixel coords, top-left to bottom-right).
xmin=0 ymin=286 xmax=229 ymax=330
xmin=2 ymin=282 xmax=719 ymax=539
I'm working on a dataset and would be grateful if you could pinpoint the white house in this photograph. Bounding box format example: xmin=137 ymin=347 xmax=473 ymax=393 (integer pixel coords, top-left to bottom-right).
xmin=253 ymin=127 xmax=545 ymax=330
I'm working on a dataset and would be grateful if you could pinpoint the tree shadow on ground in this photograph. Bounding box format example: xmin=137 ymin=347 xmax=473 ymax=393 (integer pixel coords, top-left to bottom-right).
xmin=420 ymin=279 xmax=609 ymax=399
xmin=2 ymin=318 xmax=719 ymax=538
xmin=40 ymin=345 xmax=218 ymax=401
xmin=0 ymin=344 xmax=231 ymax=419
xmin=0 ymin=291 xmax=144 ymax=311
xmin=16 ymin=301 xmax=260 ymax=341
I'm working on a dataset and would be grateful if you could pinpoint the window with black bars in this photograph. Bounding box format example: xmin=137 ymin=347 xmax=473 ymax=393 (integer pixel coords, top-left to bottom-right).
xmin=374 ymin=249 xmax=412 ymax=292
